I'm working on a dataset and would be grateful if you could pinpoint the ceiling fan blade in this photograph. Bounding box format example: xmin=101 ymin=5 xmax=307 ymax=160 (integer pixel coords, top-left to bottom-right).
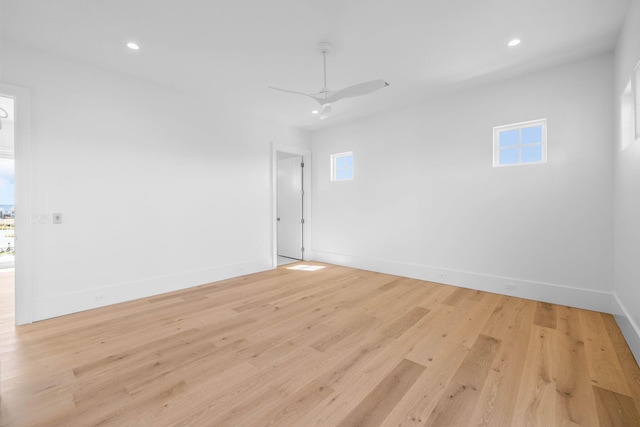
xmin=319 ymin=103 xmax=331 ymax=120
xmin=326 ymin=79 xmax=389 ymax=103
xmin=268 ymin=86 xmax=323 ymax=104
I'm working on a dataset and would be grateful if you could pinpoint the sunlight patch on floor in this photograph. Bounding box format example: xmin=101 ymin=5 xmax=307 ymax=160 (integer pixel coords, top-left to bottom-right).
xmin=286 ymin=265 xmax=326 ymax=271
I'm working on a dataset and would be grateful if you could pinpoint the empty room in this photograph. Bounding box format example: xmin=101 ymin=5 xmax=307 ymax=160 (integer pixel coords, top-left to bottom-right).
xmin=1 ymin=0 xmax=640 ymax=426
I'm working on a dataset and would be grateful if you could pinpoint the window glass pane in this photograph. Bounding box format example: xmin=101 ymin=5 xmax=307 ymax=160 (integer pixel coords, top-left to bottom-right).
xmin=336 ymin=167 xmax=353 ymax=180
xmin=345 ymin=155 xmax=353 ymax=167
xmin=521 ymin=144 xmax=543 ymax=163
xmin=521 ymin=125 xmax=542 ymax=144
xmin=499 ymin=148 xmax=519 ymax=165
xmin=336 ymin=156 xmax=346 ymax=168
xmin=499 ymin=129 xmax=519 ymax=147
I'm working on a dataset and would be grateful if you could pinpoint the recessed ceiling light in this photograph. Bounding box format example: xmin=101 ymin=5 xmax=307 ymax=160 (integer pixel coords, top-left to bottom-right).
xmin=126 ymin=42 xmax=140 ymax=50
xmin=311 ymin=110 xmax=319 ymax=115
xmin=508 ymin=39 xmax=521 ymax=47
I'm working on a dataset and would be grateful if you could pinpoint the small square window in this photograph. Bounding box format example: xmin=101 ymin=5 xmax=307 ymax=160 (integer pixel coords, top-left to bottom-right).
xmin=493 ymin=119 xmax=547 ymax=167
xmin=331 ymin=152 xmax=353 ymax=181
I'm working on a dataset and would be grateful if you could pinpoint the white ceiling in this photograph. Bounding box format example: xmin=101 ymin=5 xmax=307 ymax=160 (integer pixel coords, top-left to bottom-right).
xmin=0 ymin=0 xmax=630 ymax=131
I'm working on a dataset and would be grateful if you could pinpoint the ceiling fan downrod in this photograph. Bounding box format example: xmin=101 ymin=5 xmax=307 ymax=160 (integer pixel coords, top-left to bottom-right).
xmin=319 ymin=42 xmax=333 ymax=95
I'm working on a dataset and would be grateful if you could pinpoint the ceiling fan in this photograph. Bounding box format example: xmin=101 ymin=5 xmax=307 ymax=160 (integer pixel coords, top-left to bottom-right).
xmin=269 ymin=42 xmax=389 ymax=120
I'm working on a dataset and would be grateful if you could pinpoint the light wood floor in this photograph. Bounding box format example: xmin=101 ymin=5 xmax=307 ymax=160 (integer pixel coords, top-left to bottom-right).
xmin=1 ymin=263 xmax=639 ymax=426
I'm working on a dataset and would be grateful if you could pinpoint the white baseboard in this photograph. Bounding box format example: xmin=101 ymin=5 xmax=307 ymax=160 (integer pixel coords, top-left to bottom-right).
xmin=32 ymin=258 xmax=273 ymax=322
xmin=312 ymin=250 xmax=615 ymax=313
xmin=611 ymin=295 xmax=640 ymax=365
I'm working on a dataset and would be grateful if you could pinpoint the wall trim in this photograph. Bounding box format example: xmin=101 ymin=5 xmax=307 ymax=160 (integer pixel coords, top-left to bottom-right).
xmin=32 ymin=258 xmax=273 ymax=322
xmin=612 ymin=294 xmax=640 ymax=364
xmin=312 ymin=250 xmax=615 ymax=314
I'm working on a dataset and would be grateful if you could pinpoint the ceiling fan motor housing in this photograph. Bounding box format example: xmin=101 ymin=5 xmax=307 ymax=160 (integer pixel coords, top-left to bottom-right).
xmin=318 ymin=42 xmax=333 ymax=55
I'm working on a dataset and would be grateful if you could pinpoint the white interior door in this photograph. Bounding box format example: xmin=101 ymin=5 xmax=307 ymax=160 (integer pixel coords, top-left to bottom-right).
xmin=277 ymin=155 xmax=303 ymax=259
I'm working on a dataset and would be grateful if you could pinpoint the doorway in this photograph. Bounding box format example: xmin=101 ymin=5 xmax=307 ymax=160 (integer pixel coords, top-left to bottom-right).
xmin=0 ymin=95 xmax=15 ymax=326
xmin=272 ymin=143 xmax=311 ymax=268
xmin=1 ymin=83 xmax=32 ymax=326
xmin=277 ymin=153 xmax=303 ymax=265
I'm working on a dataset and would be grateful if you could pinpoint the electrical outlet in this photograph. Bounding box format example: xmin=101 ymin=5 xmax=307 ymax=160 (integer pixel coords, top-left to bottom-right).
xmin=438 ymin=273 xmax=448 ymax=280
xmin=504 ymin=282 xmax=517 ymax=290
xmin=52 ymin=213 xmax=62 ymax=224
xmin=95 ymin=294 xmax=106 ymax=302
xmin=34 ymin=214 xmax=49 ymax=224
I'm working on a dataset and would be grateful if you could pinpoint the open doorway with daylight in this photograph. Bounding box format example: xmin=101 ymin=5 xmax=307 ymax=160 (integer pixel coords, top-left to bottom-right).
xmin=276 ymin=152 xmax=304 ymax=266
xmin=0 ymin=95 xmax=16 ymax=324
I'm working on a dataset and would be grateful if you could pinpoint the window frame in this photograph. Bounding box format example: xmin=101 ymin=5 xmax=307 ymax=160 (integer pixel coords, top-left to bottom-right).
xmin=493 ymin=118 xmax=547 ymax=168
xmin=330 ymin=151 xmax=354 ymax=181
xmin=621 ymin=79 xmax=635 ymax=151
xmin=634 ymin=61 xmax=640 ymax=141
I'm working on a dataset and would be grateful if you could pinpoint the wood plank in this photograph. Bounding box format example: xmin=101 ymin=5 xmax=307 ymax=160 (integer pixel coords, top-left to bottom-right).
xmin=380 ymin=341 xmax=469 ymax=426
xmin=579 ymin=309 xmax=632 ymax=396
xmin=177 ymin=345 xmax=324 ymax=426
xmin=593 ymin=385 xmax=640 ymax=426
xmin=336 ymin=359 xmax=426 ymax=426
xmin=296 ymin=333 xmax=420 ymax=426
xmin=260 ymin=379 xmax=335 ymax=426
xmin=554 ymin=305 xmax=599 ymax=426
xmin=451 ymin=294 xmax=502 ymax=349
xmin=469 ymin=296 xmax=536 ymax=426
xmin=600 ymin=313 xmax=640 ymax=406
xmin=534 ymin=301 xmax=558 ymax=329
xmin=442 ymin=287 xmax=477 ymax=306
xmin=511 ymin=325 xmax=557 ymax=426
xmin=367 ymin=279 xmax=434 ymax=321
xmin=318 ymin=331 xmax=395 ymax=388
xmin=381 ymin=306 xmax=430 ymax=339
xmin=404 ymin=302 xmax=467 ymax=364
xmin=423 ymin=334 xmax=502 ymax=426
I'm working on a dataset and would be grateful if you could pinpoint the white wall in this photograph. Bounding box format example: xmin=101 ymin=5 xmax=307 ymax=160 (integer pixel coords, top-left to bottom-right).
xmin=1 ymin=41 xmax=310 ymax=322
xmin=312 ymin=53 xmax=615 ymax=312
xmin=614 ymin=0 xmax=640 ymax=361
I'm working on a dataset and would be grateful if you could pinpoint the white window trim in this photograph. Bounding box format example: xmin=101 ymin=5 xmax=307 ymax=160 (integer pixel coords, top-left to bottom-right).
xmin=330 ymin=151 xmax=354 ymax=181
xmin=493 ymin=118 xmax=547 ymax=167
xmin=633 ymin=60 xmax=640 ymax=141
xmin=622 ymin=80 xmax=635 ymax=151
